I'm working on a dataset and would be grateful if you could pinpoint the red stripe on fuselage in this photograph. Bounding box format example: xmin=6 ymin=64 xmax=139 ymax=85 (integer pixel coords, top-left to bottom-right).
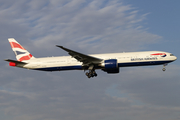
xmin=9 ymin=42 xmax=26 ymax=50
xmin=18 ymin=54 xmax=32 ymax=61
xmin=151 ymin=53 xmax=166 ymax=55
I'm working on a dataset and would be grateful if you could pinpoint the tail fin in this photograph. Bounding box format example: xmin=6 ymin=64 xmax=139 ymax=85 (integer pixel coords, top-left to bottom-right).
xmin=8 ymin=38 xmax=35 ymax=61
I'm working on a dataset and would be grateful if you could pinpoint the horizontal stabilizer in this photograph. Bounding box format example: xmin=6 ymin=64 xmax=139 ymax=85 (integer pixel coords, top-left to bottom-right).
xmin=4 ymin=59 xmax=27 ymax=65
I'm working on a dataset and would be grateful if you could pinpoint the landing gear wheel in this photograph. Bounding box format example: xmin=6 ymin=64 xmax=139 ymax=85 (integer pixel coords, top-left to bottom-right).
xmin=86 ymin=72 xmax=91 ymax=78
xmin=86 ymin=72 xmax=89 ymax=76
xmin=89 ymin=72 xmax=94 ymax=78
xmin=162 ymin=68 xmax=166 ymax=71
xmin=85 ymin=69 xmax=98 ymax=78
xmin=94 ymin=73 xmax=97 ymax=77
xmin=88 ymin=74 xmax=91 ymax=78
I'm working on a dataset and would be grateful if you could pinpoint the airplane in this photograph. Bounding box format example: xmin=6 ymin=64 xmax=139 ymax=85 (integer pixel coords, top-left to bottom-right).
xmin=5 ymin=38 xmax=177 ymax=78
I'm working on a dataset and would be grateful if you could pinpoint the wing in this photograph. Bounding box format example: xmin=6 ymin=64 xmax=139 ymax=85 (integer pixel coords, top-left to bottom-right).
xmin=4 ymin=59 xmax=27 ymax=65
xmin=56 ymin=45 xmax=103 ymax=65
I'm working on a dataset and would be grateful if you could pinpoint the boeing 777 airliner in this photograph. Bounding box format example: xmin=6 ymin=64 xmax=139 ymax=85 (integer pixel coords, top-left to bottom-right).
xmin=5 ymin=38 xmax=177 ymax=78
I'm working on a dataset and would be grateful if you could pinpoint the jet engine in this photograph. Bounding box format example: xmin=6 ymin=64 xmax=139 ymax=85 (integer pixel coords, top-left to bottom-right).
xmin=101 ymin=59 xmax=119 ymax=74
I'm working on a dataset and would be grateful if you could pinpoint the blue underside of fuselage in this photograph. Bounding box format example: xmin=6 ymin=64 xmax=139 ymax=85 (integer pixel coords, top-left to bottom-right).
xmin=33 ymin=60 xmax=173 ymax=71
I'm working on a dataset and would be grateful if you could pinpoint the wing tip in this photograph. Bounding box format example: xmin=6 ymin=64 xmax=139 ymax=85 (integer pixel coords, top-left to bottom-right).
xmin=56 ymin=45 xmax=64 ymax=49
xmin=56 ymin=45 xmax=63 ymax=47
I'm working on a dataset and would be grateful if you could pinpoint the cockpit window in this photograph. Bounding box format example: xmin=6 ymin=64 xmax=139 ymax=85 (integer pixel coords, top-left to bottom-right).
xmin=170 ymin=54 xmax=174 ymax=56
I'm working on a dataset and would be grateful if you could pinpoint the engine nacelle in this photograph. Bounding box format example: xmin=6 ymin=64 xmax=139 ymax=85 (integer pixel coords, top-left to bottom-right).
xmin=101 ymin=59 xmax=119 ymax=74
xmin=103 ymin=68 xmax=119 ymax=74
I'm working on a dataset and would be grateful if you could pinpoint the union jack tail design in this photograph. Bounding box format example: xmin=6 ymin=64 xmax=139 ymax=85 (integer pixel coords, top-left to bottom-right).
xmin=8 ymin=38 xmax=35 ymax=61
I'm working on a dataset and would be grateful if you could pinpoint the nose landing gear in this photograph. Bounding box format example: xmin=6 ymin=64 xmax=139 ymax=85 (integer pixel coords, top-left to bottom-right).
xmin=162 ymin=63 xmax=168 ymax=71
xmin=162 ymin=68 xmax=166 ymax=71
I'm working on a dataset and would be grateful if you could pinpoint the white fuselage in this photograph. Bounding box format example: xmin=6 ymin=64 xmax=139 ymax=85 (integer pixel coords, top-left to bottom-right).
xmin=19 ymin=51 xmax=177 ymax=71
xmin=6 ymin=38 xmax=177 ymax=78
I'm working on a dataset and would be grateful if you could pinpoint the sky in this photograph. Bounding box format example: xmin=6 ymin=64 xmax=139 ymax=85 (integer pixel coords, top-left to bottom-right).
xmin=0 ymin=0 xmax=180 ymax=120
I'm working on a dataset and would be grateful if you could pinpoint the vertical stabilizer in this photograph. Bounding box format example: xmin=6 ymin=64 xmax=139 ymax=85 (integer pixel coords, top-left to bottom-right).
xmin=8 ymin=38 xmax=35 ymax=61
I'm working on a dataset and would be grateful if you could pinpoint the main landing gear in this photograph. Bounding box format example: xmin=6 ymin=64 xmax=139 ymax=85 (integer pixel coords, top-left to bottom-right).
xmin=162 ymin=63 xmax=168 ymax=71
xmin=85 ymin=65 xmax=97 ymax=78
xmin=86 ymin=70 xmax=97 ymax=78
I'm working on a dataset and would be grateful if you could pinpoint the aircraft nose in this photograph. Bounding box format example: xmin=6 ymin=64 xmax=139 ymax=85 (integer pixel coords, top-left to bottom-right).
xmin=174 ymin=56 xmax=177 ymax=61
